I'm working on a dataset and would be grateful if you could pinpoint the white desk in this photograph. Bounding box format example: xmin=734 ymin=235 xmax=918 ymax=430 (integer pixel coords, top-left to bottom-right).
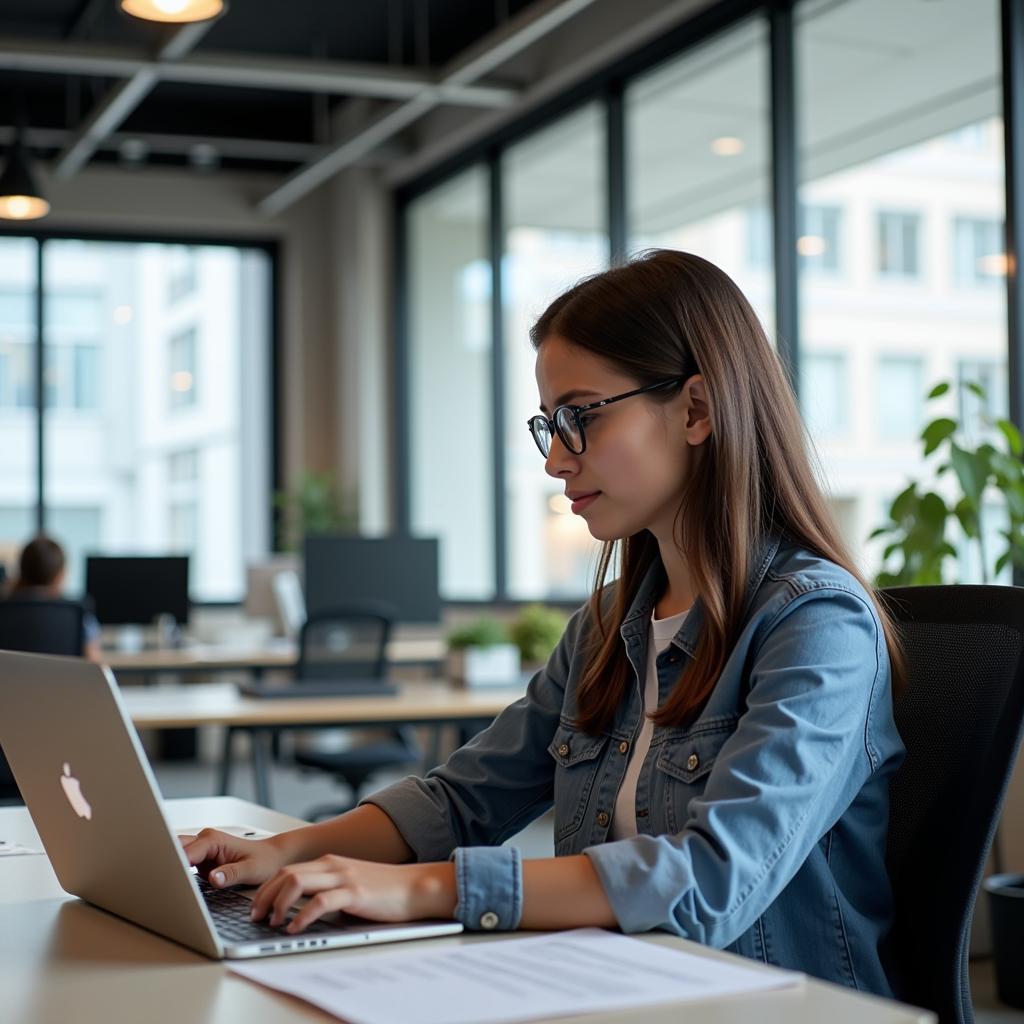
xmin=0 ymin=797 xmax=934 ymax=1024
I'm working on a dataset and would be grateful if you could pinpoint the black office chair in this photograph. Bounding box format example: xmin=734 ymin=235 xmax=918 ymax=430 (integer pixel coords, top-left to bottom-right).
xmin=881 ymin=585 xmax=1024 ymax=1024
xmin=0 ymin=599 xmax=86 ymax=804
xmin=291 ymin=606 xmax=421 ymax=818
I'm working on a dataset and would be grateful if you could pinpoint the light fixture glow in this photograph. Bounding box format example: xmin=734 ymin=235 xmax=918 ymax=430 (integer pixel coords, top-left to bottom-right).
xmin=977 ymin=252 xmax=1009 ymax=277
xmin=113 ymin=305 xmax=134 ymax=325
xmin=797 ymin=235 xmax=827 ymax=257
xmin=120 ymin=0 xmax=225 ymax=23
xmin=710 ymin=136 xmax=745 ymax=157
xmin=0 ymin=134 xmax=49 ymax=222
xmin=171 ymin=371 xmax=194 ymax=392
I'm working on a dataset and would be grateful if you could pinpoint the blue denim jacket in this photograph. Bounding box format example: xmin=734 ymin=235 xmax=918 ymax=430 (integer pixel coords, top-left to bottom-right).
xmin=365 ymin=533 xmax=905 ymax=995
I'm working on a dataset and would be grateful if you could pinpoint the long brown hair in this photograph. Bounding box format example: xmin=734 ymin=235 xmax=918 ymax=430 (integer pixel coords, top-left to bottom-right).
xmin=531 ymin=249 xmax=905 ymax=735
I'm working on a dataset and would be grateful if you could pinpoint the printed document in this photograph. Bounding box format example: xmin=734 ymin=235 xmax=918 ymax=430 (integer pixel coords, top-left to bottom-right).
xmin=229 ymin=927 xmax=803 ymax=1024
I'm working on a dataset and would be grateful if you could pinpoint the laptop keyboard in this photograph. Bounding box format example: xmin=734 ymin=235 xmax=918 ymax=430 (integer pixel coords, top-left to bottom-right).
xmin=195 ymin=875 xmax=337 ymax=943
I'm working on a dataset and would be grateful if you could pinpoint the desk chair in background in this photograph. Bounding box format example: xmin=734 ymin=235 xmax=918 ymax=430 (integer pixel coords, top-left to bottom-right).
xmin=0 ymin=599 xmax=85 ymax=803
xmin=291 ymin=606 xmax=421 ymax=820
xmin=881 ymin=584 xmax=1024 ymax=1024
xmin=219 ymin=605 xmax=420 ymax=816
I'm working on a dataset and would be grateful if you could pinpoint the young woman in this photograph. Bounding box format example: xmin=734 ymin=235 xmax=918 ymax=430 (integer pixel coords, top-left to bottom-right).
xmin=184 ymin=250 xmax=906 ymax=996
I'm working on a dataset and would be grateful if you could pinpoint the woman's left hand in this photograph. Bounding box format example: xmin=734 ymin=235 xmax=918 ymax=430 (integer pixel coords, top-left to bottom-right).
xmin=249 ymin=855 xmax=456 ymax=933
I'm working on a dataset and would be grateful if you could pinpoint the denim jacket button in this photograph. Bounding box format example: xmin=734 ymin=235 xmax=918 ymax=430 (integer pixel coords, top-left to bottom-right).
xmin=618 ymin=741 xmax=629 ymax=755
xmin=558 ymin=743 xmax=570 ymax=758
xmin=596 ymin=811 xmax=610 ymax=827
xmin=479 ymin=911 xmax=499 ymax=930
xmin=686 ymin=753 xmax=699 ymax=771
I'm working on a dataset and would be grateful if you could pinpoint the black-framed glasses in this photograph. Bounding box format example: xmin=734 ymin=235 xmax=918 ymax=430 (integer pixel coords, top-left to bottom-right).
xmin=527 ymin=377 xmax=685 ymax=458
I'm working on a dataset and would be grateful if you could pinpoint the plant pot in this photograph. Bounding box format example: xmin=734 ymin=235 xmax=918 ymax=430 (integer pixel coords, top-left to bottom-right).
xmin=983 ymin=873 xmax=1024 ymax=1009
xmin=447 ymin=644 xmax=521 ymax=688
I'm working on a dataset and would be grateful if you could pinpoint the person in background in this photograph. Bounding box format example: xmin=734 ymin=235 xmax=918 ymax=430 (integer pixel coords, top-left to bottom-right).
xmin=9 ymin=534 xmax=102 ymax=661
xmin=182 ymin=250 xmax=907 ymax=997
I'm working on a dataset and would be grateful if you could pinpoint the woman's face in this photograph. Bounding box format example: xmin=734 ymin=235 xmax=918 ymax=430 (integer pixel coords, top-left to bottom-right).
xmin=534 ymin=334 xmax=711 ymax=545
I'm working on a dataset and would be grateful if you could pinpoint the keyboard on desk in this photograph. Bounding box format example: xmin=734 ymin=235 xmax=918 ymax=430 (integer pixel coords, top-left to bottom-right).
xmin=196 ymin=875 xmax=336 ymax=942
xmin=236 ymin=678 xmax=399 ymax=699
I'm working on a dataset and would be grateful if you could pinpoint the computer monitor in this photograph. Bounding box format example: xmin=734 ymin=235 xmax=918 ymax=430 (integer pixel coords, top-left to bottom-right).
xmin=84 ymin=555 xmax=190 ymax=626
xmin=303 ymin=536 xmax=441 ymax=624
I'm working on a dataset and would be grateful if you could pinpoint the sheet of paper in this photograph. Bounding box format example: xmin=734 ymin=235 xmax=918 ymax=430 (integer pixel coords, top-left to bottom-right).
xmin=229 ymin=927 xmax=803 ymax=1024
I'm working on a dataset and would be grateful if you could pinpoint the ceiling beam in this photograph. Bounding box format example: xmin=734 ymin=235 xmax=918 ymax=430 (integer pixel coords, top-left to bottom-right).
xmin=6 ymin=124 xmax=409 ymax=165
xmin=52 ymin=21 xmax=214 ymax=180
xmin=0 ymin=37 xmax=518 ymax=108
xmin=257 ymin=0 xmax=600 ymax=216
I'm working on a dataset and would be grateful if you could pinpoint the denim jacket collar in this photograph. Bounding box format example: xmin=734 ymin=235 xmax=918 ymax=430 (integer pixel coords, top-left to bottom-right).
xmin=618 ymin=531 xmax=783 ymax=656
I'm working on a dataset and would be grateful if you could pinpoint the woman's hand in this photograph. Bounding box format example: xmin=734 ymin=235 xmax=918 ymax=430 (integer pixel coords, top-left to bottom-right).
xmin=249 ymin=855 xmax=456 ymax=933
xmin=180 ymin=828 xmax=292 ymax=888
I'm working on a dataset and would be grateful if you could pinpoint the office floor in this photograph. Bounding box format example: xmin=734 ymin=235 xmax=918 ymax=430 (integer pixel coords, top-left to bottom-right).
xmin=149 ymin=751 xmax=1023 ymax=1024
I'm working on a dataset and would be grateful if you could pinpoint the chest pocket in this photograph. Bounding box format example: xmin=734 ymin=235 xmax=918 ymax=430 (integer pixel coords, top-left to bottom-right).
xmin=655 ymin=719 xmax=737 ymax=834
xmin=547 ymin=724 xmax=608 ymax=844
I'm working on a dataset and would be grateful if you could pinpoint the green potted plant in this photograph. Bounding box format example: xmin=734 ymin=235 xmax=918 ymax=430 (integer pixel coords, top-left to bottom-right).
xmin=869 ymin=379 xmax=1024 ymax=586
xmin=446 ymin=617 xmax=521 ymax=688
xmin=508 ymin=604 xmax=568 ymax=671
xmin=273 ymin=471 xmax=358 ymax=551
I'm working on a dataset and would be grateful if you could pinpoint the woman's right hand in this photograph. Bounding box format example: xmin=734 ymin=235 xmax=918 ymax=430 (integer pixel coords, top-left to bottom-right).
xmin=180 ymin=828 xmax=292 ymax=888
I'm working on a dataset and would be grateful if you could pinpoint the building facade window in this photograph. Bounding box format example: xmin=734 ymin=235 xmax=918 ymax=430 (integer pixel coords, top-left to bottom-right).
xmin=799 ymin=205 xmax=841 ymax=274
xmin=953 ymin=216 xmax=1004 ymax=287
xmin=801 ymin=352 xmax=848 ymax=438
xmin=169 ymin=327 xmax=198 ymax=411
xmin=877 ymin=211 xmax=922 ymax=279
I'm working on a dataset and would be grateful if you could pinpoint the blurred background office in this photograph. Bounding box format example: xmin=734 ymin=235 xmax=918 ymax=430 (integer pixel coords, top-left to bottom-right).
xmin=0 ymin=0 xmax=1022 ymax=1013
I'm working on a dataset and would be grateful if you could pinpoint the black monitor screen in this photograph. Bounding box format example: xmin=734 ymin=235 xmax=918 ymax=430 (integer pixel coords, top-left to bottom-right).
xmin=85 ymin=556 xmax=190 ymax=626
xmin=303 ymin=536 xmax=440 ymax=625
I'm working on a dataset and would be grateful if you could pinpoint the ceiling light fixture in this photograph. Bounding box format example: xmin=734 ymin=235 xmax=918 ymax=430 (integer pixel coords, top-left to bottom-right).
xmin=0 ymin=131 xmax=49 ymax=221
xmin=710 ymin=136 xmax=745 ymax=157
xmin=120 ymin=0 xmax=225 ymax=24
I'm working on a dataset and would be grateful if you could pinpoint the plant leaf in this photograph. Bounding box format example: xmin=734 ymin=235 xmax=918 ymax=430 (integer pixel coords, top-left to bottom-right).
xmin=996 ymin=419 xmax=1023 ymax=456
xmin=927 ymin=382 xmax=950 ymax=399
xmin=921 ymin=418 xmax=958 ymax=456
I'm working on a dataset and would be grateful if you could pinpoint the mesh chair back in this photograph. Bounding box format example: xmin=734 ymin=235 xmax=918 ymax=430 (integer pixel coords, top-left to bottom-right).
xmin=298 ymin=605 xmax=393 ymax=681
xmin=0 ymin=598 xmax=85 ymax=656
xmin=881 ymin=585 xmax=1024 ymax=1024
xmin=0 ymin=598 xmax=86 ymax=800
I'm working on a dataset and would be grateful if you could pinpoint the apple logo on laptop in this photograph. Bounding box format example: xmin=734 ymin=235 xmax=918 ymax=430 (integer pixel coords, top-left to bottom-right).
xmin=60 ymin=763 xmax=92 ymax=821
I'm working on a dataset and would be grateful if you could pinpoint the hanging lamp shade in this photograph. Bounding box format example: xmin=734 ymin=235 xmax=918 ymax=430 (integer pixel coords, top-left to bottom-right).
xmin=120 ymin=0 xmax=224 ymax=23
xmin=0 ymin=135 xmax=49 ymax=221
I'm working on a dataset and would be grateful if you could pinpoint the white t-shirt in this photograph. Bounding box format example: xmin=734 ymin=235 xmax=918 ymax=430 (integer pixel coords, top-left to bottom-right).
xmin=610 ymin=607 xmax=688 ymax=840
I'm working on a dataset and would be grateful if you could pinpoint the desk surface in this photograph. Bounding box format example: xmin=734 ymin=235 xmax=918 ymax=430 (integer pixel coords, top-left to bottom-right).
xmin=0 ymin=798 xmax=933 ymax=1024
xmin=103 ymin=636 xmax=447 ymax=674
xmin=121 ymin=680 xmax=525 ymax=729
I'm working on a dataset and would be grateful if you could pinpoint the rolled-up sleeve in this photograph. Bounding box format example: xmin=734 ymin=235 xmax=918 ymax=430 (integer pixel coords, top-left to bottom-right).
xmin=583 ymin=586 xmax=890 ymax=947
xmin=362 ymin=607 xmax=586 ymax=863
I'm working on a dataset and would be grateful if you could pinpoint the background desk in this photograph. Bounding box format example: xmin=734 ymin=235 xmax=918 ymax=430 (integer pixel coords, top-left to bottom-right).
xmin=121 ymin=681 xmax=524 ymax=805
xmin=104 ymin=636 xmax=448 ymax=679
xmin=0 ymin=797 xmax=933 ymax=1024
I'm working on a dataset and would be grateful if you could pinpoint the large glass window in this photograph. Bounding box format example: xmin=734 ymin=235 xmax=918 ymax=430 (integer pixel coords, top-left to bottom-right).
xmin=407 ymin=166 xmax=494 ymax=599
xmin=0 ymin=237 xmax=38 ymax=578
xmin=797 ymin=0 xmax=1006 ymax=582
xmin=626 ymin=17 xmax=773 ymax=331
xmin=40 ymin=239 xmax=272 ymax=599
xmin=502 ymin=104 xmax=607 ymax=600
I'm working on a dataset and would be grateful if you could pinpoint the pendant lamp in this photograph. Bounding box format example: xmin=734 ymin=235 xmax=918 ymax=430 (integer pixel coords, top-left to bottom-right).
xmin=0 ymin=131 xmax=49 ymax=221
xmin=120 ymin=0 xmax=225 ymax=23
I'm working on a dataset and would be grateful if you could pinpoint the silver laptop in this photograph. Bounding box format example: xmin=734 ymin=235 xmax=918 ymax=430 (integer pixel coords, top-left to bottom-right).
xmin=0 ymin=650 xmax=462 ymax=959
